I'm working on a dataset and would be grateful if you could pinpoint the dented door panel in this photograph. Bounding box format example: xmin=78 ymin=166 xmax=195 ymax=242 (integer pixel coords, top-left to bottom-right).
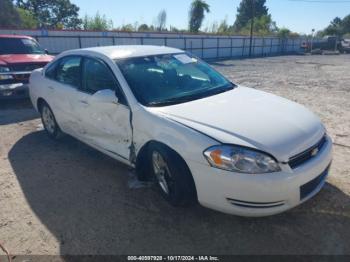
xmin=72 ymin=93 xmax=132 ymax=161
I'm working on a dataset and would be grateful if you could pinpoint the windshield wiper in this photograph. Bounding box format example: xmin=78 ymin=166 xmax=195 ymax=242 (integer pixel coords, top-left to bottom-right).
xmin=148 ymin=96 xmax=196 ymax=107
xmin=147 ymin=83 xmax=236 ymax=107
xmin=207 ymin=82 xmax=236 ymax=95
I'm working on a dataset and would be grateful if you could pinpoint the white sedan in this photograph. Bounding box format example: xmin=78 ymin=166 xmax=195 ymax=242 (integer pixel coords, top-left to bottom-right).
xmin=29 ymin=46 xmax=333 ymax=217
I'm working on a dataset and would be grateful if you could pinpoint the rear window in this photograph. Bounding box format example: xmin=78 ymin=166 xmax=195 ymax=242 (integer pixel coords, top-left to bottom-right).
xmin=0 ymin=38 xmax=45 ymax=55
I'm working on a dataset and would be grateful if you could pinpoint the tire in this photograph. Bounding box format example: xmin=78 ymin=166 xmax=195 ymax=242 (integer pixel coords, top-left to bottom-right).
xmin=39 ymin=101 xmax=63 ymax=139
xmin=148 ymin=143 xmax=197 ymax=206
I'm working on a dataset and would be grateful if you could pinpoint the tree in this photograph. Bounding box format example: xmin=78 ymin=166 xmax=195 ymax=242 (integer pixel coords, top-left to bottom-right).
xmin=82 ymin=13 xmax=113 ymax=31
xmin=331 ymin=17 xmax=342 ymax=27
xmin=233 ymin=0 xmax=268 ymax=31
xmin=120 ymin=24 xmax=135 ymax=32
xmin=341 ymin=15 xmax=350 ymax=36
xmin=138 ymin=24 xmax=150 ymax=32
xmin=320 ymin=15 xmax=350 ymax=37
xmin=189 ymin=0 xmax=210 ymax=33
xmin=247 ymin=15 xmax=276 ymax=35
xmin=169 ymin=25 xmax=181 ymax=32
xmin=277 ymin=28 xmax=291 ymax=38
xmin=0 ymin=0 xmax=21 ymax=28
xmin=16 ymin=0 xmax=82 ymax=29
xmin=217 ymin=18 xmax=234 ymax=34
xmin=235 ymin=14 xmax=277 ymax=36
xmin=16 ymin=8 xmax=38 ymax=29
xmin=323 ymin=17 xmax=344 ymax=36
xmin=323 ymin=25 xmax=341 ymax=37
xmin=156 ymin=9 xmax=167 ymax=31
xmin=204 ymin=21 xmax=219 ymax=34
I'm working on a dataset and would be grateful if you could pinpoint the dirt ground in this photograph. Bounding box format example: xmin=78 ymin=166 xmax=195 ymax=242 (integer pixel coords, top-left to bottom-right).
xmin=0 ymin=55 xmax=349 ymax=256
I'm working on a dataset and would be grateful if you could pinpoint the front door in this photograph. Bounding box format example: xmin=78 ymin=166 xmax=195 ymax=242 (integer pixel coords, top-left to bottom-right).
xmin=73 ymin=57 xmax=132 ymax=161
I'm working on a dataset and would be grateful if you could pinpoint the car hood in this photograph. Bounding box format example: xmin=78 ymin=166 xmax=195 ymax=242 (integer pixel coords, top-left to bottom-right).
xmin=0 ymin=54 xmax=54 ymax=65
xmin=150 ymin=86 xmax=325 ymax=162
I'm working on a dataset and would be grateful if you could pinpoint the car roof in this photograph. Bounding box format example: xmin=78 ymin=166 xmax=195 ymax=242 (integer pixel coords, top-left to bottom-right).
xmin=66 ymin=45 xmax=183 ymax=60
xmin=0 ymin=34 xmax=34 ymax=39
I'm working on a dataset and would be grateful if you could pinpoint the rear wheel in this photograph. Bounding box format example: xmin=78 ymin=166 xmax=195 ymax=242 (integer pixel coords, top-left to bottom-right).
xmin=40 ymin=102 xmax=63 ymax=139
xmin=148 ymin=143 xmax=197 ymax=206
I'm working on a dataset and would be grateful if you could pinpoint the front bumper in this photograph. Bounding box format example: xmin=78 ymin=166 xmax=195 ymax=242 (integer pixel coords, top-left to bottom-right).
xmin=0 ymin=83 xmax=29 ymax=99
xmin=189 ymin=135 xmax=333 ymax=217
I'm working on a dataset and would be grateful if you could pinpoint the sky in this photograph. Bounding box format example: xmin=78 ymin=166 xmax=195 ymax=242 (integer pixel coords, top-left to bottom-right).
xmin=70 ymin=0 xmax=350 ymax=34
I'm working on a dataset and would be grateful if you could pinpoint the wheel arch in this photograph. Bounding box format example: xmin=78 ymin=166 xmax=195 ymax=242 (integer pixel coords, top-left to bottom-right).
xmin=36 ymin=97 xmax=47 ymax=112
xmin=135 ymin=140 xmax=172 ymax=179
xmin=135 ymin=139 xmax=198 ymax=201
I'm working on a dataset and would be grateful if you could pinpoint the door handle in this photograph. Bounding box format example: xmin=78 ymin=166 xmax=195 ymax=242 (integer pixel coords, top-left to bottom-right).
xmin=48 ymin=86 xmax=54 ymax=90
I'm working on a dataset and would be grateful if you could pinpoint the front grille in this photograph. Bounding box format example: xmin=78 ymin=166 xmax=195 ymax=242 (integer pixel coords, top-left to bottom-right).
xmin=0 ymin=74 xmax=30 ymax=85
xmin=227 ymin=198 xmax=285 ymax=209
xmin=300 ymin=165 xmax=330 ymax=200
xmin=9 ymin=63 xmax=46 ymax=72
xmin=1 ymin=63 xmax=44 ymax=85
xmin=289 ymin=135 xmax=327 ymax=169
xmin=13 ymin=74 xmax=30 ymax=83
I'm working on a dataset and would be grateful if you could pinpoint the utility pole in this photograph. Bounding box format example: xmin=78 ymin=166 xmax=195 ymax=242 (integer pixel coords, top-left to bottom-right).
xmin=249 ymin=0 xmax=255 ymax=57
xmin=310 ymin=28 xmax=315 ymax=54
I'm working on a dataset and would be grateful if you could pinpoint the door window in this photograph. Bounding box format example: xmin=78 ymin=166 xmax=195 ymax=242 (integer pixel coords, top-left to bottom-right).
xmin=55 ymin=56 xmax=82 ymax=88
xmin=82 ymin=58 xmax=117 ymax=94
xmin=45 ymin=61 xmax=58 ymax=80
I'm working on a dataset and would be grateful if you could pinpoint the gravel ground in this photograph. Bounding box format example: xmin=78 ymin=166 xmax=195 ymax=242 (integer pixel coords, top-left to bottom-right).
xmin=0 ymin=54 xmax=349 ymax=256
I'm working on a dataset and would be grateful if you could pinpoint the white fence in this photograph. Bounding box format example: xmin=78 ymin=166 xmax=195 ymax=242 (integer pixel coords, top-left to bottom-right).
xmin=0 ymin=29 xmax=306 ymax=59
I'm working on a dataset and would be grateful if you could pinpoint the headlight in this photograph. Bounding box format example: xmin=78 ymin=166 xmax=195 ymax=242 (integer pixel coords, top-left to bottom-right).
xmin=204 ymin=145 xmax=281 ymax=174
xmin=0 ymin=66 xmax=10 ymax=73
xmin=0 ymin=66 xmax=13 ymax=80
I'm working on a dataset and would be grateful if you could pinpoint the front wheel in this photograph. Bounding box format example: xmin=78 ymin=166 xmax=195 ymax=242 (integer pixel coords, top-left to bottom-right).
xmin=40 ymin=102 xmax=63 ymax=139
xmin=149 ymin=144 xmax=197 ymax=206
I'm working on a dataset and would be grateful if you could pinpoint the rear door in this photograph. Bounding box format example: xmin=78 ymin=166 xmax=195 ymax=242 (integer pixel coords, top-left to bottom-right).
xmin=44 ymin=56 xmax=83 ymax=136
xmin=72 ymin=56 xmax=132 ymax=161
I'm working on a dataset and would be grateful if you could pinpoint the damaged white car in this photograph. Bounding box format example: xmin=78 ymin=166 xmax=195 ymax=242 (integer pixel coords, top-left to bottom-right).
xmin=29 ymin=46 xmax=333 ymax=217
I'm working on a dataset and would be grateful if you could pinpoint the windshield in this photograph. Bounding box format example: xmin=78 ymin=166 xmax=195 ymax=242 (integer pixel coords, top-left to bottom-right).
xmin=116 ymin=53 xmax=235 ymax=107
xmin=0 ymin=38 xmax=45 ymax=55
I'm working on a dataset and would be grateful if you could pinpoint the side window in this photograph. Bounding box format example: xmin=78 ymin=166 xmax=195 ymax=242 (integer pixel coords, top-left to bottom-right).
xmin=56 ymin=56 xmax=81 ymax=88
xmin=82 ymin=58 xmax=117 ymax=94
xmin=45 ymin=61 xmax=58 ymax=80
xmin=81 ymin=58 xmax=128 ymax=105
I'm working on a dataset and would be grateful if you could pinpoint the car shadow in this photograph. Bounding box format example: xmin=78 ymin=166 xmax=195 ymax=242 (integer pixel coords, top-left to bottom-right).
xmin=0 ymin=99 xmax=39 ymax=125
xmin=8 ymin=131 xmax=350 ymax=255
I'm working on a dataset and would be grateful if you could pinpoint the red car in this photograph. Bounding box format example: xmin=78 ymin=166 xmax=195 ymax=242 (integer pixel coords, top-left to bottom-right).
xmin=0 ymin=35 xmax=54 ymax=99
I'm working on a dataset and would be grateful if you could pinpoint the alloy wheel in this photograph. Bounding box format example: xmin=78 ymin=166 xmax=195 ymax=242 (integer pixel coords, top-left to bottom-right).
xmin=42 ymin=106 xmax=56 ymax=134
xmin=152 ymin=151 xmax=172 ymax=195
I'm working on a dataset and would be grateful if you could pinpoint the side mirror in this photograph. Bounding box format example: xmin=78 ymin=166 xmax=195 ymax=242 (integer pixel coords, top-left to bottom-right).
xmin=44 ymin=49 xmax=49 ymax=55
xmin=90 ymin=89 xmax=119 ymax=104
